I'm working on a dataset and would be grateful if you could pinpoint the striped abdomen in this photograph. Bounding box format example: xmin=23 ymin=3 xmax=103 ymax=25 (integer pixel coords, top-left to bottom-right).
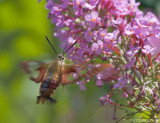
xmin=37 ymin=78 xmax=60 ymax=104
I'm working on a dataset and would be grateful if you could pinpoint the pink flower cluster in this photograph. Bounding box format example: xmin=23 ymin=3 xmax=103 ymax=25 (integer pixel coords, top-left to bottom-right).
xmin=45 ymin=0 xmax=160 ymax=120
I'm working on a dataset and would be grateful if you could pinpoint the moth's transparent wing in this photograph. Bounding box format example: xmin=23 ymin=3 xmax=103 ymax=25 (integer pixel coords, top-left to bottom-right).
xmin=60 ymin=64 xmax=77 ymax=85
xmin=21 ymin=61 xmax=49 ymax=83
xmin=61 ymin=63 xmax=115 ymax=86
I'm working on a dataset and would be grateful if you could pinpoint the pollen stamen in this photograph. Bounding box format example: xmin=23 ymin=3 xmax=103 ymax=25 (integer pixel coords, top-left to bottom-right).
xmin=92 ymin=18 xmax=96 ymax=22
xmin=101 ymin=33 xmax=105 ymax=37
xmin=120 ymin=83 xmax=123 ymax=86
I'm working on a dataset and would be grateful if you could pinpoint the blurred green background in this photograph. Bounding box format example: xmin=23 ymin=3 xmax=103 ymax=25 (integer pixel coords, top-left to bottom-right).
xmin=0 ymin=0 xmax=159 ymax=123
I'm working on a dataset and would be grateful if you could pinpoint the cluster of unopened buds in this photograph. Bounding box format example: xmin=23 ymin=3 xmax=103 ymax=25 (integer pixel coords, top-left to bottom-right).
xmin=42 ymin=0 xmax=160 ymax=121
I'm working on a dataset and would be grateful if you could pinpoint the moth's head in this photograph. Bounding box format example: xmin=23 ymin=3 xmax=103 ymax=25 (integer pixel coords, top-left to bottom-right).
xmin=58 ymin=54 xmax=64 ymax=61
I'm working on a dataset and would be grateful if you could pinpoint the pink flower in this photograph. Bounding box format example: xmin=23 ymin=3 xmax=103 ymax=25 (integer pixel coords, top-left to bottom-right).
xmin=114 ymin=77 xmax=127 ymax=89
xmin=148 ymin=27 xmax=160 ymax=56
xmin=85 ymin=11 xmax=100 ymax=28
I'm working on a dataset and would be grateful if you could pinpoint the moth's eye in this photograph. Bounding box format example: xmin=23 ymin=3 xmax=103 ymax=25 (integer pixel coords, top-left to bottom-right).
xmin=58 ymin=56 xmax=61 ymax=59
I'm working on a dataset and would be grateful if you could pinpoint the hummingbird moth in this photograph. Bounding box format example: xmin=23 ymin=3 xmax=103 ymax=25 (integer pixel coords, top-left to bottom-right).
xmin=21 ymin=36 xmax=114 ymax=104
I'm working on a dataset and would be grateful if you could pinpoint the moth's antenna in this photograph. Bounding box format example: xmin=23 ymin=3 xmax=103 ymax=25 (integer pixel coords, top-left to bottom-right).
xmin=62 ymin=43 xmax=68 ymax=55
xmin=64 ymin=40 xmax=78 ymax=54
xmin=45 ymin=36 xmax=58 ymax=55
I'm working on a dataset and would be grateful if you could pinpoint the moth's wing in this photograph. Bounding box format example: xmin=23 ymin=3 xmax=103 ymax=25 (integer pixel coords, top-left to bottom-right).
xmin=74 ymin=63 xmax=115 ymax=82
xmin=60 ymin=64 xmax=78 ymax=86
xmin=61 ymin=63 xmax=114 ymax=86
xmin=21 ymin=61 xmax=49 ymax=83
